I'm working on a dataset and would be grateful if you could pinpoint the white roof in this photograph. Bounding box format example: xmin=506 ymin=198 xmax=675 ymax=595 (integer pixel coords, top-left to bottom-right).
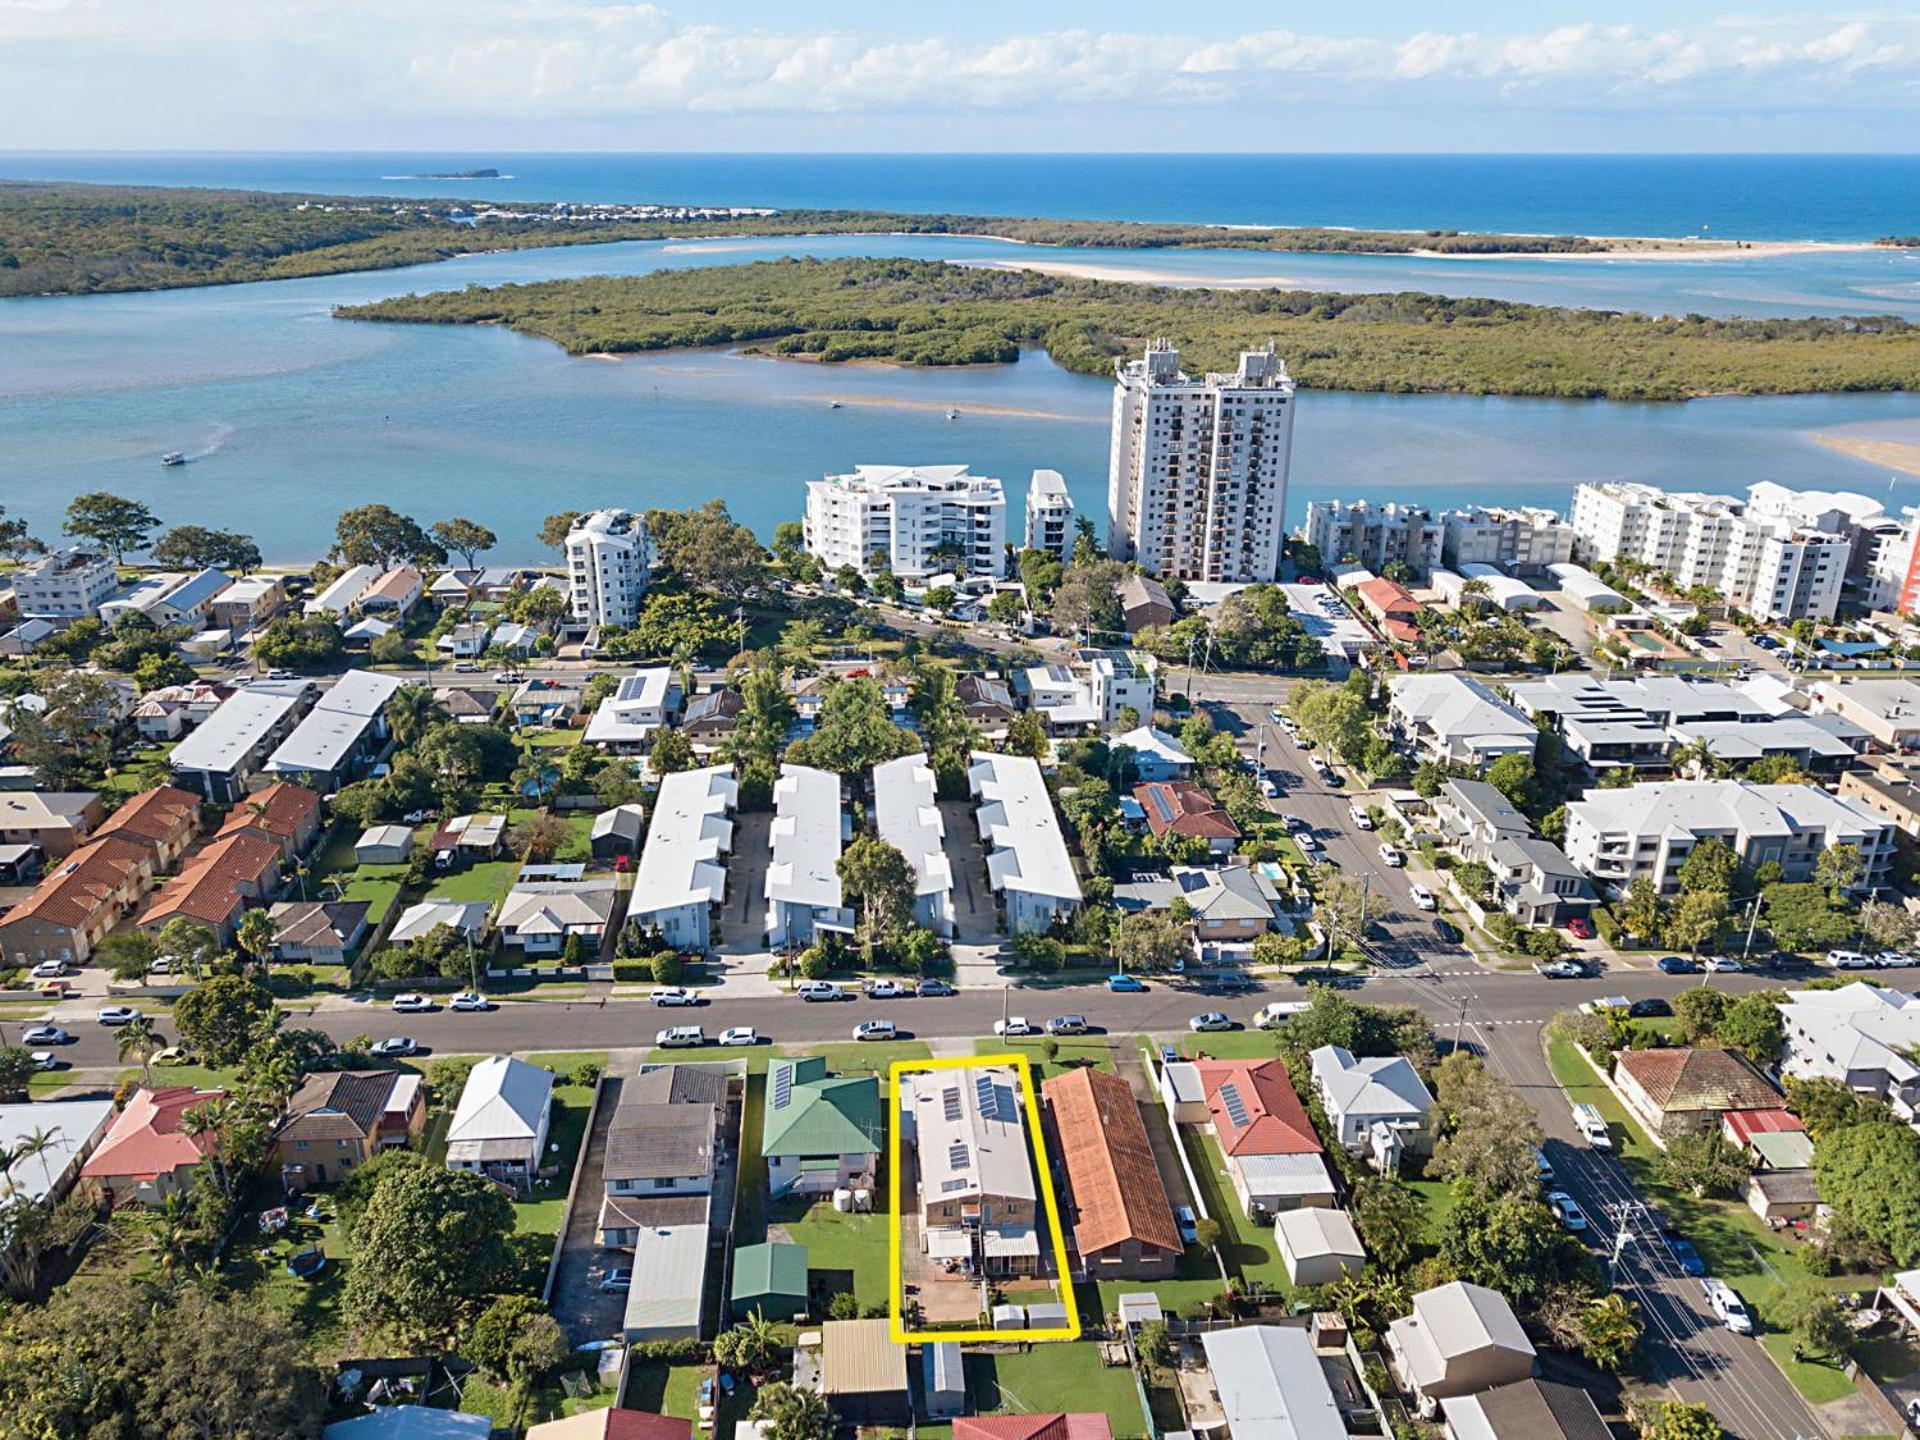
xmin=217 ymin=574 xmax=279 ymax=604
xmin=1391 ymin=1282 xmax=1535 ymax=1390
xmin=388 ymin=899 xmax=490 ymax=944
xmin=306 ymin=563 xmax=380 ymax=615
xmin=873 ymin=754 xmax=952 ymax=901
xmin=357 ymin=823 xmax=413 ymax=850
xmin=766 ymin=764 xmax=844 ymax=911
xmin=1236 ymin=1152 xmax=1338 ymax=1197
xmin=1310 ymin=1045 xmax=1432 ymax=1122
xmin=1201 ymin=1325 xmax=1346 ymax=1440
xmin=169 ymin=687 xmax=304 ymax=776
xmin=1566 ymin=780 xmax=1888 ymax=846
xmin=344 ymin=616 xmax=393 ymax=640
xmin=632 ymin=765 xmax=735 ymax=918
xmin=1388 ymin=675 xmax=1536 ymax=758
xmin=1458 ymin=563 xmax=1543 ymax=608
xmin=1114 ymin=726 xmax=1190 ymax=766
xmin=583 ymin=668 xmax=679 ymax=744
xmin=267 ymin=669 xmax=404 ymax=775
xmin=622 ymin=1222 xmax=711 ymax=1334
xmin=447 ymin=1055 xmax=553 ymax=1147
xmin=0 ymin=1099 xmax=114 ymax=1208
xmin=1783 ymin=982 xmax=1920 ymax=1087
xmin=1274 ymin=1205 xmax=1366 ymax=1262
xmin=811 ymin=463 xmax=1004 ymax=500
xmin=969 ymin=751 xmax=1081 ymax=903
xmin=904 ymin=1066 xmax=1035 ymax=1208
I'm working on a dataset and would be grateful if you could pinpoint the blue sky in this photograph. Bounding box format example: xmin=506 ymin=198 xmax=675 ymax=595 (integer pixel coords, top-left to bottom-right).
xmin=1 ymin=2 xmax=1914 ymax=152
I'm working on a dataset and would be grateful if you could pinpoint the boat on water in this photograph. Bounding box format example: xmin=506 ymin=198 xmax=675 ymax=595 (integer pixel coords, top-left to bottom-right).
xmin=828 ymin=400 xmax=842 ymax=409
xmin=945 ymin=408 xmax=960 ymax=421
xmin=160 ymin=451 xmax=186 ymax=467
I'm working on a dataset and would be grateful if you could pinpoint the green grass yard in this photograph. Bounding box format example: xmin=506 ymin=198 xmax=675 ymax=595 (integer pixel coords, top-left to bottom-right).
xmin=974 ymin=1036 xmax=1116 ymax=1080
xmin=1179 ymin=1128 xmax=1291 ymax=1296
xmin=428 ymin=858 xmax=520 ymax=906
xmin=965 ymin=1342 xmax=1149 ymax=1439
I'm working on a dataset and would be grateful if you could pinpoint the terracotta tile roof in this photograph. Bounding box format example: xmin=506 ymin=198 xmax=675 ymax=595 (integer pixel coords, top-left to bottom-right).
xmin=1196 ymin=1058 xmax=1322 ymax=1157
xmin=1044 ymin=1067 xmax=1181 ymax=1261
xmin=1356 ymin=576 xmax=1419 ymax=618
xmin=217 ymin=781 xmax=321 ymax=844
xmin=93 ymin=785 xmax=200 ymax=848
xmin=526 ymin=1411 xmax=693 ymax=1440
xmin=281 ymin=1070 xmax=401 ymax=1144
xmin=0 ymin=836 xmax=152 ymax=932
xmin=81 ymin=1086 xmax=224 ymax=1183
xmin=362 ymin=566 xmax=422 ymax=603
xmin=1133 ymin=782 xmax=1240 ymax=841
xmin=1615 ymin=1047 xmax=1781 ymax=1114
xmin=955 ymin=1418 xmax=1114 ymax=1440
xmin=140 ymin=831 xmax=281 ymax=928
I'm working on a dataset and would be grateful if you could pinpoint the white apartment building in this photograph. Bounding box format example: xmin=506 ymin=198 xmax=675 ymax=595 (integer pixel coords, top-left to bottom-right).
xmin=1023 ymin=469 xmax=1075 ymax=563
xmin=1568 ymin=482 xmax=1854 ymax=622
xmin=1300 ymin=500 xmax=1442 ymax=578
xmin=765 ymin=764 xmax=854 ymax=948
xmin=1107 ymin=341 xmax=1296 ymax=584
xmin=565 ymin=509 xmax=651 ymax=630
xmin=1779 ymin=983 xmax=1920 ymax=1121
xmin=629 ymin=765 xmax=735 ymax=953
xmin=803 ymin=464 xmax=1006 ymax=580
xmin=968 ymin=750 xmax=1081 ymax=935
xmin=1016 ymin=648 xmax=1157 ymax=733
xmin=1562 ymin=780 xmax=1894 ymax=895
xmin=873 ymin=754 xmax=954 ymax=937
xmin=11 ymin=549 xmax=118 ymax=622
xmin=1441 ymin=506 xmax=1576 ymax=576
xmin=1386 ymin=674 xmax=1538 ymax=768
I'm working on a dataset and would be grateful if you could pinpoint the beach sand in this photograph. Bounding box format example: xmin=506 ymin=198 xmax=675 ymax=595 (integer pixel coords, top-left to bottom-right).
xmin=1815 ymin=434 xmax=1920 ymax=478
xmin=980 ymin=258 xmax=1300 ymax=289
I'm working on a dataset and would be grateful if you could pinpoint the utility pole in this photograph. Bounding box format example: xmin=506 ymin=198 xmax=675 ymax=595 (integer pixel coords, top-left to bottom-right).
xmin=1741 ymin=894 xmax=1764 ymax=962
xmin=1451 ymin=995 xmax=1469 ymax=1054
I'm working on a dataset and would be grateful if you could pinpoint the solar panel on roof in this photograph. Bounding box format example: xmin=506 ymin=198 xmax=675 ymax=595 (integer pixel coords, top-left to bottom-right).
xmin=948 ymin=1143 xmax=970 ymax=1170
xmin=1220 ymin=1082 xmax=1251 ymax=1131
xmin=942 ymin=1087 xmax=962 ymax=1121
xmin=770 ymin=1065 xmax=793 ymax=1111
xmin=1146 ymin=789 xmax=1177 ymax=824
xmin=974 ymin=1074 xmax=998 ymax=1121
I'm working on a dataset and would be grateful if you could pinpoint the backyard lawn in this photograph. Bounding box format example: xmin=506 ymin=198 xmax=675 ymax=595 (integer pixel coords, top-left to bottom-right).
xmin=513 ymin=1074 xmax=596 ymax=1239
xmin=429 ymin=858 xmax=520 ymax=906
xmin=308 ymin=824 xmax=407 ymax=924
xmin=965 ymin=1341 xmax=1149 ymax=1439
xmin=1178 ymin=1128 xmax=1291 ymax=1297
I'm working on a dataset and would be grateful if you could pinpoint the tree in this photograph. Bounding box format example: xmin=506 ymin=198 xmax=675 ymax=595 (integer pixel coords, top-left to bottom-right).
xmin=95 ymin=929 xmax=161 ymax=981
xmin=1859 ymin=899 xmax=1917 ymax=953
xmin=749 ymin=1381 xmax=835 ymax=1440
xmin=1815 ymin=843 xmax=1864 ymax=899
xmin=1113 ymin=911 xmax=1189 ymax=973
xmin=346 ymin=1162 xmax=516 ymax=1345
xmin=1313 ymin=870 xmax=1371 ymax=955
xmin=0 ymin=503 xmax=42 ymax=559
xmin=333 ymin=503 xmax=444 ymax=568
xmin=713 ymin=1309 xmax=782 ymax=1375
xmin=537 ymin=511 xmax=583 ymax=553
xmin=157 ymin=916 xmax=221 ymax=978
xmin=1485 ymin=753 xmax=1545 ymax=818
xmin=0 ymin=1047 xmax=37 ymax=1103
xmin=838 ymin=835 xmax=915 ymax=949
xmin=647 ymin=500 xmax=768 ymax=598
xmin=65 ymin=490 xmax=160 ymax=559
xmin=172 ymin=973 xmax=280 ymax=1067
xmin=1671 ymin=987 xmax=1728 ymax=1043
xmin=235 ymin=908 xmax=278 ymax=967
xmin=153 ymin=524 xmax=260 ymax=572
xmin=252 ymin=615 xmax=346 ymax=671
xmin=1347 ymin=1176 xmax=1423 ymax=1272
xmin=1429 ymin=1053 xmax=1543 ymax=1199
xmin=784 ymin=677 xmax=918 ymax=774
xmin=1717 ymin=991 xmax=1784 ymax=1063
xmin=1657 ymin=1131 xmax=1747 ymax=1198
xmin=464 ymin=1294 xmax=567 ymax=1382
xmin=1573 ymin=1291 xmax=1642 ymax=1371
xmin=1003 ymin=709 xmax=1050 ymax=760
xmin=1049 ymin=558 xmax=1127 ymax=639
xmin=1813 ymin=1120 xmax=1920 ymax=1267
xmin=5 ymin=669 xmax=119 ymax=786
xmin=1785 ymin=1076 xmax=1876 ymax=1141
xmin=1646 ymin=1401 xmax=1724 ymax=1440
xmin=650 ymin=726 xmax=696 ymax=775
xmin=1135 ymin=1318 xmax=1175 ymax=1370
xmin=1621 ymin=876 xmax=1664 ymax=941
xmin=388 ymin=685 xmax=449 ymax=747
xmin=1678 ymin=836 xmax=1741 ymax=895
xmin=1666 ymin=888 xmax=1728 ymax=955
xmin=1440 ymin=1187 xmax=1582 ymax=1305
xmin=115 ymin=1016 xmax=165 ymax=1083
xmin=430 ymin=517 xmax=497 ymax=570
xmin=1760 ymin=883 xmax=1856 ymax=953
xmin=1777 ymin=1284 xmax=1853 ymax=1360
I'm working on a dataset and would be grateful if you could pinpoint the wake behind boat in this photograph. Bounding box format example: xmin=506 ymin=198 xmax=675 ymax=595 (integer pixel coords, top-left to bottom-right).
xmin=160 ymin=451 xmax=186 ymax=466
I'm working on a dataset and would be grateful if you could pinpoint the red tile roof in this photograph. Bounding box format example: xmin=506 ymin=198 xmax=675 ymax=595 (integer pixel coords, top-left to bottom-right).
xmin=1356 ymin=577 xmax=1419 ymax=619
xmin=216 ymin=781 xmax=321 ymax=844
xmin=956 ymin=1418 xmax=1113 ymax=1440
xmin=1722 ymin=1108 xmax=1805 ymax=1145
xmin=526 ymin=1409 xmax=692 ymax=1440
xmin=1133 ymin=782 xmax=1240 ymax=841
xmin=1615 ymin=1047 xmax=1781 ymax=1114
xmin=0 ymin=836 xmax=152 ymax=932
xmin=93 ymin=785 xmax=200 ymax=848
xmin=140 ymin=831 xmax=281 ymax=929
xmin=81 ymin=1086 xmax=225 ymax=1183
xmin=1196 ymin=1058 xmax=1322 ymax=1157
xmin=1044 ymin=1067 xmax=1182 ymax=1261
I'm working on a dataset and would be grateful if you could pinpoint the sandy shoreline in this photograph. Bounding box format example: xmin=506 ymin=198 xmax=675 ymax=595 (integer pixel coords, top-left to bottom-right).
xmin=1815 ymin=434 xmax=1920 ymax=478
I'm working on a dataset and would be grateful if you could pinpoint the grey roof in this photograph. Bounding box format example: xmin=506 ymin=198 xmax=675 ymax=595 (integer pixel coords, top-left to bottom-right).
xmin=267 ymin=669 xmax=404 ymax=775
xmin=1443 ymin=1379 xmax=1611 ymax=1440
xmin=591 ymin=804 xmax=645 ymax=841
xmin=1310 ymin=1045 xmax=1432 ymax=1122
xmin=1201 ymin=1325 xmax=1346 ymax=1440
xmin=1442 ymin=779 xmax=1530 ymax=838
xmin=170 ymin=688 xmax=304 ymax=775
xmin=158 ymin=568 xmax=232 ymax=615
xmin=622 ymin=1223 xmax=710 ymax=1334
xmin=923 ymin=1340 xmax=964 ymax=1398
xmin=605 ymin=1065 xmax=724 ymax=1181
xmin=0 ymin=1099 xmax=114 ymax=1208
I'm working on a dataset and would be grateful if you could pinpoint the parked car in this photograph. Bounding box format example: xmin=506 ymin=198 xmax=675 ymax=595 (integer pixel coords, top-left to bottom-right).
xmin=1824 ymin=949 xmax=1874 ymax=970
xmin=797 ymin=981 xmax=848 ymax=1002
xmin=449 ymin=992 xmax=490 ymax=1012
xmin=1296 ymin=832 xmax=1320 ymax=851
xmin=1875 ymin=951 xmax=1919 ymax=969
xmin=1534 ymin=960 xmax=1584 ymax=979
xmin=29 ymin=960 xmax=69 ymax=980
xmin=1268 ymin=709 xmax=1284 ymax=723
xmin=1106 ymin=974 xmax=1146 ymax=993
xmin=853 ymin=1019 xmax=897 ymax=1042
xmin=915 ymin=979 xmax=956 ymax=997
xmin=993 ymin=1017 xmax=1035 ymax=1037
xmin=1566 ymin=916 xmax=1594 ymax=940
xmin=265 ymin=668 xmax=296 ymax=680
xmin=1378 ymin=844 xmax=1405 ymax=867
xmin=862 ymin=979 xmax=908 ymax=999
xmin=1046 ymin=1015 xmax=1088 ymax=1036
xmin=719 ymin=1027 xmax=758 ymax=1047
xmin=402 ymin=808 xmax=435 ymax=824
xmin=452 ymin=661 xmax=478 ymax=673
xmin=96 ymin=1006 xmax=143 ymax=1026
xmin=390 ymin=993 xmax=433 ymax=1013
xmin=1259 ymin=776 xmax=1279 ymax=799
xmin=154 ymin=1046 xmax=193 ymax=1066
xmin=1174 ymin=1205 xmax=1200 ymax=1245
xmin=655 ymin=1026 xmax=705 ymax=1049
xmin=1702 ymin=1279 xmax=1753 ymax=1334
xmin=1547 ymin=1191 xmax=1589 ymax=1232
xmin=1348 ymin=805 xmax=1374 ymax=830
xmin=1666 ymin=1236 xmax=1706 ymax=1276
xmin=1658 ymin=955 xmax=1700 ymax=975
xmin=650 ymin=987 xmax=699 ymax=1007
xmin=1189 ymin=1012 xmax=1233 ymax=1033
xmin=1532 ymin=1145 xmax=1555 ymax=1185
xmin=1409 ymin=885 xmax=1436 ymax=912
xmin=1629 ymin=997 xmax=1672 ymax=1018
xmin=371 ymin=1036 xmax=418 ymax=1057
xmin=22 ymin=1025 xmax=70 ymax=1046
xmin=1703 ymin=956 xmax=1743 ymax=973
xmin=1255 ymin=1001 xmax=1310 ymax=1029
xmin=30 ymin=1051 xmax=58 ymax=1072
xmin=599 ymin=1268 xmax=633 ymax=1294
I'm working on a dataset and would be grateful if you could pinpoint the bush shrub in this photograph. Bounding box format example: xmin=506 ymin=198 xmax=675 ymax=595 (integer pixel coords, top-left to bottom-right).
xmin=611 ymin=959 xmax=652 ymax=982
xmin=650 ymin=952 xmax=685 ymax=985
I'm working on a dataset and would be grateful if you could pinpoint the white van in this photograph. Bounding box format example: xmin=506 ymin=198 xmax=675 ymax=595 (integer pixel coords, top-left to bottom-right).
xmin=1571 ymin=1102 xmax=1612 ymax=1150
xmin=1255 ymin=1001 xmax=1312 ymax=1030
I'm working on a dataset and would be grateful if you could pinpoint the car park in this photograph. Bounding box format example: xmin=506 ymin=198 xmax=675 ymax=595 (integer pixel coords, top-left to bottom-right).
xmin=993 ymin=1017 xmax=1035 ymax=1037
xmin=1348 ymin=805 xmax=1374 ymax=830
xmin=915 ymin=979 xmax=955 ymax=996
xmin=1409 ymin=885 xmax=1436 ymax=912
xmin=391 ymin=993 xmax=432 ymax=1013
xmin=1189 ymin=1012 xmax=1232 ymax=1032
xmin=719 ymin=1026 xmax=758 ymax=1046
xmin=599 ymin=1268 xmax=632 ymax=1294
xmin=1378 ymin=844 xmax=1404 ymax=867
xmin=371 ymin=1036 xmax=418 ymax=1057
xmin=853 ymin=1019 xmax=897 ymax=1042
xmin=655 ymin=1026 xmax=705 ymax=1048
xmin=449 ymin=992 xmax=489 ymax=1012
xmin=1657 ymin=955 xmax=1700 ymax=975
xmin=1046 ymin=1015 xmax=1088 ymax=1036
xmin=651 ymin=987 xmax=699 ymax=1006
xmin=797 ymin=981 xmax=848 ymax=1001
xmin=22 ymin=1024 xmax=70 ymax=1046
xmin=1547 ymin=1191 xmax=1588 ymax=1231
xmin=1534 ymin=960 xmax=1584 ymax=979
xmin=1106 ymin=974 xmax=1146 ymax=993
xmin=1702 ymin=1279 xmax=1753 ymax=1334
xmin=1174 ymin=1205 xmax=1200 ymax=1245
xmin=96 ymin=1006 xmax=143 ymax=1026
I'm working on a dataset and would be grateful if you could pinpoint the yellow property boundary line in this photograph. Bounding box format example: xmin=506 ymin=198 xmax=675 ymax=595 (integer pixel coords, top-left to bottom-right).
xmin=887 ymin=1054 xmax=1082 ymax=1344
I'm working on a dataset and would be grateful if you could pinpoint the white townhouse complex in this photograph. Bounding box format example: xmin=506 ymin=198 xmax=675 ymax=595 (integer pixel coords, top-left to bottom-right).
xmin=1441 ymin=506 xmax=1577 ymax=576
xmin=1562 ymin=779 xmax=1893 ymax=895
xmin=765 ymin=763 xmax=853 ymax=948
xmin=1779 ymin=982 xmax=1920 ymax=1121
xmin=1567 ymin=481 xmax=1859 ymax=622
xmin=803 ymin=464 xmax=1006 ymax=580
xmin=968 ymin=751 xmax=1080 ymax=935
xmin=1386 ymin=674 xmax=1537 ymax=768
xmin=565 ymin=508 xmax=651 ymax=630
xmin=628 ymin=764 xmax=736 ymax=952
xmin=1107 ymin=340 xmax=1296 ymax=584
xmin=872 ymin=754 xmax=954 ymax=937
xmin=13 ymin=548 xmax=118 ymax=621
xmin=1023 ymin=468 xmax=1075 ymax=562
xmin=1300 ymin=500 xmax=1443 ymax=579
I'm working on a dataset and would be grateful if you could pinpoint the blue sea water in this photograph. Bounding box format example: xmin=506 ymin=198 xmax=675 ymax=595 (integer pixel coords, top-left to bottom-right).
xmin=4 ymin=151 xmax=1918 ymax=241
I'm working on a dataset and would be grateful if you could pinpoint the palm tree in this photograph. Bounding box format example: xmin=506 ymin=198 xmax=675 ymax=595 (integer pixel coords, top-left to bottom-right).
xmin=0 ymin=1126 xmax=62 ymax=1201
xmin=116 ymin=1017 xmax=163 ymax=1084
xmin=235 ymin=909 xmax=278 ymax=968
xmin=510 ymin=756 xmax=554 ymax=805
xmin=387 ymin=685 xmax=448 ymax=747
xmin=149 ymin=1191 xmax=199 ymax=1280
xmin=182 ymin=1096 xmax=238 ymax=1196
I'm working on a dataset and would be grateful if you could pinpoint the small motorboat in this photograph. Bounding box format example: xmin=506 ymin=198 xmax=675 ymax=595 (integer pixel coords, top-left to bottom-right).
xmin=945 ymin=408 xmax=959 ymax=421
xmin=827 ymin=400 xmax=842 ymax=409
xmin=160 ymin=451 xmax=186 ymax=467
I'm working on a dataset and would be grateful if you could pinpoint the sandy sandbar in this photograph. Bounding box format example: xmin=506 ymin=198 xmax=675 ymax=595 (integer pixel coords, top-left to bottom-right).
xmin=1815 ymin=434 xmax=1920 ymax=478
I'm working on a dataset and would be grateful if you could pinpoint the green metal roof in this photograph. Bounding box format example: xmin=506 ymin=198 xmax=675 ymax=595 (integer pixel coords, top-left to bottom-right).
xmin=731 ymin=1241 xmax=809 ymax=1302
xmin=761 ymin=1057 xmax=882 ymax=1159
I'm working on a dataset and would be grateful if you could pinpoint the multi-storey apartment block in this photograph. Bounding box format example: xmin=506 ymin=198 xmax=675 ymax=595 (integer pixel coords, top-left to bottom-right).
xmin=564 ymin=509 xmax=651 ymax=630
xmin=1300 ymin=500 xmax=1442 ymax=578
xmin=1441 ymin=506 xmax=1576 ymax=576
xmin=12 ymin=548 xmax=118 ymax=621
xmin=804 ymin=464 xmax=1006 ymax=580
xmin=1023 ymin=468 xmax=1075 ymax=562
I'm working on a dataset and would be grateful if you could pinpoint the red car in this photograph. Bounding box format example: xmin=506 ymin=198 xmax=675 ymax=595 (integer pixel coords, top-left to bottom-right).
xmin=1566 ymin=917 xmax=1594 ymax=940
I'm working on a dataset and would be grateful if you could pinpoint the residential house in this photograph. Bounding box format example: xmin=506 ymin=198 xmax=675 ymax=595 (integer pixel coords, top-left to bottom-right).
xmin=622 ymin=1220 xmax=711 ymax=1342
xmin=437 ymin=622 xmax=492 ymax=659
xmin=526 ymin=1412 xmax=692 ymax=1440
xmin=679 ymin=688 xmax=744 ymax=750
xmin=818 ymin=1319 xmax=909 ymax=1428
xmin=761 ymin=1056 xmax=881 ymax=1198
xmin=440 ymin=687 xmax=500 ymax=725
xmin=584 ymin=669 xmax=682 ymax=753
xmin=1309 ymin=1045 xmax=1434 ymax=1172
xmin=445 ymin=1055 xmax=555 ymax=1189
xmin=497 ymin=874 xmax=619 ymax=957
xmin=356 ymin=566 xmax=424 ymax=619
xmin=169 ymin=685 xmax=310 ymax=803
xmin=1117 ymin=573 xmax=1175 ymax=633
xmin=428 ymin=813 xmax=506 ymax=869
xmin=1199 ymin=1325 xmax=1348 ymax=1440
xmin=277 ymin=1070 xmax=426 ymax=1187
xmin=430 ymin=566 xmax=531 ymax=606
xmin=1134 ymin=781 xmax=1240 ymax=856
xmin=874 ymin=754 xmax=955 ymax=936
xmin=1747 ymin=1168 xmax=1823 ymax=1224
xmin=1113 ymin=726 xmax=1191 ymax=781
xmin=138 ymin=829 xmax=282 ymax=943
xmin=630 ymin=766 xmax=735 ymax=952
xmin=599 ymin=1064 xmax=725 ymax=1247
xmin=1612 ymin=1047 xmax=1782 ymax=1139
xmin=0 ymin=790 xmax=101 ymax=858
xmin=957 ymin=675 xmax=1018 ymax=731
xmin=904 ymin=1065 xmax=1041 ymax=1277
xmin=216 ymin=779 xmax=323 ymax=860
xmin=99 ymin=571 xmax=186 ymax=627
xmin=1043 ymin=1066 xmax=1182 ymax=1279
xmin=0 ymin=618 xmax=56 ymax=656
xmin=267 ymin=900 xmax=371 ymax=964
xmin=1274 ymin=1206 xmax=1367 ymax=1286
xmin=0 ymin=1098 xmax=116 ymax=1212
xmin=342 ymin=615 xmax=392 ymax=648
xmin=93 ymin=784 xmax=203 ymax=869
xmin=80 ymin=1086 xmax=226 ymax=1205
xmin=0 ymin=836 xmax=157 ymax=966
xmin=1196 ymin=1058 xmax=1337 ymax=1216
xmin=265 ymin=669 xmax=404 ymax=793
xmin=488 ymin=621 xmax=540 ymax=657
xmin=208 ymin=575 xmax=284 ymax=634
xmin=0 ymin=843 xmax=41 ymax=883
xmin=730 ymin=1241 xmax=808 ymax=1323
xmin=765 ymin=764 xmax=853 ymax=948
xmin=1434 ymin=783 xmax=1599 ymax=926
xmin=970 ymin=751 xmax=1082 ymax=935
xmin=1387 ymin=1282 xmax=1536 ymax=1412
xmin=1356 ymin=576 xmax=1422 ymax=645
xmin=305 ymin=564 xmax=380 ymax=617
xmin=1118 ymin=864 xmax=1279 ymax=946
xmin=388 ymin=899 xmax=489 ymax=946
xmin=1387 ymin=675 xmax=1537 ymax=768
xmin=132 ymin=682 xmax=233 ymax=741
xmin=510 ymin=677 xmax=584 ymax=729
xmin=1780 ymin=982 xmax=1920 ymax=1120
xmin=355 ymin=824 xmax=414 ymax=865
xmin=590 ymin=805 xmax=645 ymax=861
xmin=1440 ymin=1378 xmax=1612 ymax=1440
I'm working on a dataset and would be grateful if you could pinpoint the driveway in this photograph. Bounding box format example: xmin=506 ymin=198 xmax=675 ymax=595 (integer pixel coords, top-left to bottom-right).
xmin=550 ymin=1073 xmax=628 ymax=1345
xmin=1116 ymin=1049 xmax=1196 ymax=1214
xmin=723 ymin=809 xmax=773 ymax=954
xmin=940 ymin=798 xmax=1001 ymax=945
